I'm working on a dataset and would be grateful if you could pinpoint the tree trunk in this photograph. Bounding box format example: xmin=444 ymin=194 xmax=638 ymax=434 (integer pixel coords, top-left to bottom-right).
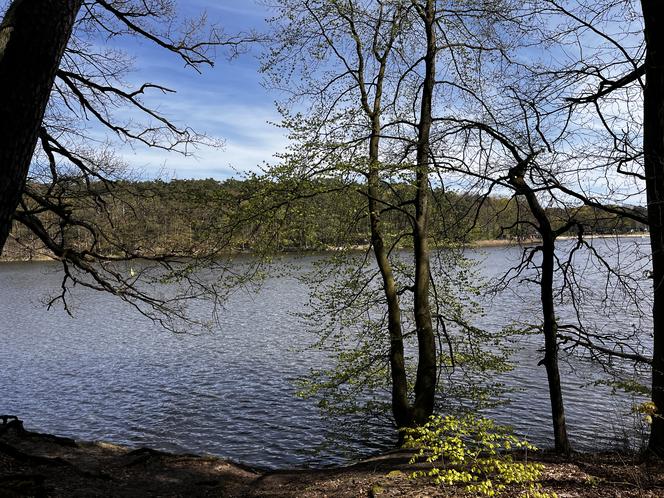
xmin=642 ymin=0 xmax=664 ymax=455
xmin=509 ymin=163 xmax=572 ymax=454
xmin=411 ymin=0 xmax=437 ymax=426
xmin=540 ymin=236 xmax=572 ymax=454
xmin=0 ymin=0 xmax=82 ymax=252
xmin=360 ymin=11 xmax=412 ymax=430
xmin=365 ymin=53 xmax=410 ymax=428
xmin=367 ymin=138 xmax=411 ymax=429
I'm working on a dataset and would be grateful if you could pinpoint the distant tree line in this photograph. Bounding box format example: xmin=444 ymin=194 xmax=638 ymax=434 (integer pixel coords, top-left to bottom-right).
xmin=2 ymin=177 xmax=648 ymax=259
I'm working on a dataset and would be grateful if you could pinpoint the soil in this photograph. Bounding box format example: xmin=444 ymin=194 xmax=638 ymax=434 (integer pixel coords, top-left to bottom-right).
xmin=1 ymin=418 xmax=663 ymax=497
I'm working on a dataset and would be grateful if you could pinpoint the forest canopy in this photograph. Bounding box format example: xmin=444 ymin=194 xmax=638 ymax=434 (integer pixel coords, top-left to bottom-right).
xmin=2 ymin=177 xmax=648 ymax=260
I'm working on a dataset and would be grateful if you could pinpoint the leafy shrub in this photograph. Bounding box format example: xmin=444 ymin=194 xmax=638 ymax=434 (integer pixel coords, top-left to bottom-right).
xmin=633 ymin=401 xmax=657 ymax=426
xmin=402 ymin=414 xmax=556 ymax=497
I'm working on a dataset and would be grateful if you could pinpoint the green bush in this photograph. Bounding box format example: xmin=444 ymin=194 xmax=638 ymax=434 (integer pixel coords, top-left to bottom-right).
xmin=402 ymin=414 xmax=556 ymax=497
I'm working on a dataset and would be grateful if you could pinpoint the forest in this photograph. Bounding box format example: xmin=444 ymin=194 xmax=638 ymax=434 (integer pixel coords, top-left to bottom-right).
xmin=3 ymin=178 xmax=648 ymax=259
xmin=0 ymin=1 xmax=663 ymax=497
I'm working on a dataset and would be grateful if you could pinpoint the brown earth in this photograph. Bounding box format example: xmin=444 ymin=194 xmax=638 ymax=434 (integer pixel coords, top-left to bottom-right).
xmin=1 ymin=418 xmax=663 ymax=497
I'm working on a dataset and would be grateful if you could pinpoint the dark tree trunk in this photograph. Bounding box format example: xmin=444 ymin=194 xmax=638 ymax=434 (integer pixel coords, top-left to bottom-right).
xmin=368 ymin=145 xmax=411 ymax=429
xmin=642 ymin=0 xmax=664 ymax=455
xmin=508 ymin=161 xmax=572 ymax=454
xmin=540 ymin=236 xmax=571 ymax=454
xmin=411 ymin=0 xmax=437 ymax=426
xmin=365 ymin=46 xmax=412 ymax=429
xmin=370 ymin=0 xmax=439 ymax=430
xmin=0 ymin=0 xmax=82 ymax=252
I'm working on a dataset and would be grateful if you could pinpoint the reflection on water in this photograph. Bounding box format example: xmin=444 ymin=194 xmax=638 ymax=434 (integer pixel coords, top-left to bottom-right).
xmin=0 ymin=237 xmax=653 ymax=468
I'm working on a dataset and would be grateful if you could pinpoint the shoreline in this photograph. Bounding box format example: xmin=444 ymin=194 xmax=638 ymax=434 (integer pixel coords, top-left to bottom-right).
xmin=0 ymin=233 xmax=650 ymax=263
xmin=1 ymin=419 xmax=662 ymax=497
xmin=0 ymin=254 xmax=56 ymax=263
xmin=470 ymin=232 xmax=650 ymax=248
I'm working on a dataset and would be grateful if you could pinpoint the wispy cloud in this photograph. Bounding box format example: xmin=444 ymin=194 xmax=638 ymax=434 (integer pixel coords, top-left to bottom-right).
xmin=99 ymin=1 xmax=286 ymax=179
xmin=119 ymin=97 xmax=289 ymax=179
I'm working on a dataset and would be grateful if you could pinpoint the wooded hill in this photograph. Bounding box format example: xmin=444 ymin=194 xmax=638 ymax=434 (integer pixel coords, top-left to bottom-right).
xmin=5 ymin=178 xmax=648 ymax=260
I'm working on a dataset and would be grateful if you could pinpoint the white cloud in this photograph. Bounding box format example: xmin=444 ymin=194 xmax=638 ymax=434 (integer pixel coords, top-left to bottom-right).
xmin=119 ymin=101 xmax=289 ymax=179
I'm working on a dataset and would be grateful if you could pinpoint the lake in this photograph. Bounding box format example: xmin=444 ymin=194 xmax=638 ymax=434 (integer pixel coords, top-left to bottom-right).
xmin=0 ymin=237 xmax=653 ymax=469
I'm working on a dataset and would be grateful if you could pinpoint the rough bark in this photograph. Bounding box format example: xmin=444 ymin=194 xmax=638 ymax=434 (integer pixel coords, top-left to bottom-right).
xmin=411 ymin=0 xmax=437 ymax=426
xmin=642 ymin=0 xmax=664 ymax=455
xmin=0 ymin=0 xmax=83 ymax=253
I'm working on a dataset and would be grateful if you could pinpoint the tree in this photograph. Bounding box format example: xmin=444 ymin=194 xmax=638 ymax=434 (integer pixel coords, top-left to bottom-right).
xmin=264 ymin=0 xmax=423 ymax=429
xmin=0 ymin=0 xmax=82 ymax=251
xmin=479 ymin=129 xmax=573 ymax=454
xmin=263 ymin=0 xmax=520 ymax=434
xmin=641 ymin=0 xmax=664 ymax=456
xmin=0 ymin=0 xmax=253 ymax=329
xmin=538 ymin=0 xmax=663 ymax=455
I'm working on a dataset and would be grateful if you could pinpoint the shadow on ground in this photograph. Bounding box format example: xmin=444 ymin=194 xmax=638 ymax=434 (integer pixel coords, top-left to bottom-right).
xmin=1 ymin=417 xmax=663 ymax=497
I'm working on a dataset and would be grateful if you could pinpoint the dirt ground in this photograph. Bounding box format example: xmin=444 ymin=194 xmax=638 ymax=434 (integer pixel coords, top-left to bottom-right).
xmin=1 ymin=418 xmax=663 ymax=497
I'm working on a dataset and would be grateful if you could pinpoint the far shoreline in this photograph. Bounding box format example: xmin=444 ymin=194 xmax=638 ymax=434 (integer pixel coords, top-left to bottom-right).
xmin=469 ymin=231 xmax=650 ymax=248
xmin=0 ymin=232 xmax=650 ymax=263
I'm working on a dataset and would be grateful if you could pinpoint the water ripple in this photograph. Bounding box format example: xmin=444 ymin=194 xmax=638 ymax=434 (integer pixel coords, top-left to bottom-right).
xmin=0 ymin=244 xmax=653 ymax=468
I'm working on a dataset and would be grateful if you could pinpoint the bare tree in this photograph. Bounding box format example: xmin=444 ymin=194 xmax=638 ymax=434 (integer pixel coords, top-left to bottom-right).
xmin=430 ymin=68 xmax=652 ymax=449
xmin=0 ymin=0 xmax=256 ymax=330
xmin=533 ymin=0 xmax=664 ymax=455
xmin=0 ymin=0 xmax=82 ymax=250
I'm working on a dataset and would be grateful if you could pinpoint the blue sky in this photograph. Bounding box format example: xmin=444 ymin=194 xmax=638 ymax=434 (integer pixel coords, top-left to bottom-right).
xmin=113 ymin=1 xmax=287 ymax=180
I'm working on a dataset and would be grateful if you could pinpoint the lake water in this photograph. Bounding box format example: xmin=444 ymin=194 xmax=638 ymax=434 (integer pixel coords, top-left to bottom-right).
xmin=0 ymin=237 xmax=654 ymax=469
